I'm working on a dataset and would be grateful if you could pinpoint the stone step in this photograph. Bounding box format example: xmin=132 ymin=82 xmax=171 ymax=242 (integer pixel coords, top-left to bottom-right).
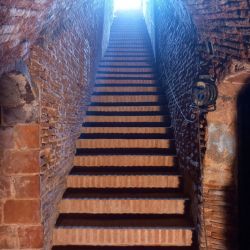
xmin=103 ymin=56 xmax=152 ymax=61
xmin=53 ymin=215 xmax=193 ymax=246
xmin=59 ymin=196 xmax=188 ymax=214
xmin=96 ymin=73 xmax=155 ymax=79
xmin=84 ymin=115 xmax=169 ymax=123
xmin=73 ymin=155 xmax=177 ymax=167
xmin=107 ymin=47 xmax=149 ymax=51
xmin=76 ymin=138 xmax=174 ymax=149
xmin=105 ymin=52 xmax=152 ymax=56
xmin=80 ymin=127 xmax=171 ymax=134
xmin=67 ymin=174 xmax=181 ymax=189
xmin=52 ymin=246 xmax=195 ymax=250
xmin=99 ymin=62 xmax=152 ymax=67
xmin=93 ymin=85 xmax=160 ymax=92
xmin=90 ymin=95 xmax=162 ymax=102
xmin=87 ymin=105 xmax=164 ymax=112
xmin=95 ymin=78 xmax=156 ymax=84
xmin=97 ymin=67 xmax=154 ymax=73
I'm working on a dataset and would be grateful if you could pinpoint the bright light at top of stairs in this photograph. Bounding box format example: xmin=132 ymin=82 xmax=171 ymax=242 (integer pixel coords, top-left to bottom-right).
xmin=114 ymin=0 xmax=143 ymax=11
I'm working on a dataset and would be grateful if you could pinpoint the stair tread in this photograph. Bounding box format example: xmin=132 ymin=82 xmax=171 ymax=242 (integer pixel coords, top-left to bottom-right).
xmin=63 ymin=188 xmax=187 ymax=199
xmin=70 ymin=166 xmax=179 ymax=175
xmin=86 ymin=111 xmax=168 ymax=115
xmin=78 ymin=134 xmax=173 ymax=139
xmin=75 ymin=148 xmax=176 ymax=155
xmin=56 ymin=214 xmax=194 ymax=228
xmin=52 ymin=246 xmax=195 ymax=250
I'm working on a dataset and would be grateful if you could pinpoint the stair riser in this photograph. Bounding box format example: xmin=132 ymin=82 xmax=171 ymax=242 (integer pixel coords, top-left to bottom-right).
xmin=67 ymin=175 xmax=181 ymax=189
xmin=94 ymin=87 xmax=158 ymax=92
xmin=73 ymin=155 xmax=176 ymax=167
xmin=84 ymin=116 xmax=168 ymax=123
xmin=80 ymin=127 xmax=170 ymax=134
xmin=99 ymin=63 xmax=152 ymax=67
xmin=96 ymin=79 xmax=156 ymax=84
xmin=103 ymin=57 xmax=152 ymax=61
xmin=53 ymin=229 xmax=193 ymax=246
xmin=90 ymin=96 xmax=161 ymax=102
xmin=96 ymin=74 xmax=155 ymax=79
xmin=59 ymin=199 xmax=186 ymax=214
xmin=105 ymin=53 xmax=152 ymax=57
xmin=87 ymin=106 xmax=163 ymax=112
xmin=76 ymin=139 xmax=174 ymax=149
xmin=98 ymin=67 xmax=154 ymax=73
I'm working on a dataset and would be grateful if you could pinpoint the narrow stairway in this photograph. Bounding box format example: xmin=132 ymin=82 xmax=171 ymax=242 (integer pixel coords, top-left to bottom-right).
xmin=52 ymin=12 xmax=195 ymax=250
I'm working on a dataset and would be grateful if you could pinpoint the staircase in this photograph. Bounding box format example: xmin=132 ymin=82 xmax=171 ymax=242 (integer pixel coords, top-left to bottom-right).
xmin=52 ymin=12 xmax=195 ymax=250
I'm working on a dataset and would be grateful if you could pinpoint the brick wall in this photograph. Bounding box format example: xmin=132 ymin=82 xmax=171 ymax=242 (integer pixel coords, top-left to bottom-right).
xmin=148 ymin=0 xmax=250 ymax=249
xmin=0 ymin=0 xmax=77 ymax=75
xmin=0 ymin=0 xmax=109 ymax=249
xmin=102 ymin=0 xmax=114 ymax=56
xmin=28 ymin=1 xmax=105 ymax=248
xmin=0 ymin=65 xmax=42 ymax=249
xmin=152 ymin=0 xmax=201 ymax=235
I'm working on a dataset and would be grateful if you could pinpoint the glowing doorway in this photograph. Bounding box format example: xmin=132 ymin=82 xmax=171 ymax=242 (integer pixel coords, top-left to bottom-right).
xmin=114 ymin=0 xmax=143 ymax=12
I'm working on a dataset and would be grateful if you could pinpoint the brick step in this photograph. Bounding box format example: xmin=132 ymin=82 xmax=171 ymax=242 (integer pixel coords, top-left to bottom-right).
xmin=106 ymin=48 xmax=150 ymax=52
xmin=73 ymin=155 xmax=177 ymax=167
xmin=108 ymin=42 xmax=149 ymax=46
xmin=78 ymin=133 xmax=173 ymax=139
xmin=75 ymin=148 xmax=176 ymax=156
xmin=109 ymin=35 xmax=147 ymax=39
xmin=84 ymin=115 xmax=169 ymax=123
xmin=105 ymin=52 xmax=152 ymax=56
xmin=108 ymin=43 xmax=149 ymax=46
xmin=83 ymin=122 xmax=170 ymax=127
xmin=70 ymin=166 xmax=179 ymax=175
xmin=52 ymin=246 xmax=195 ymax=250
xmin=67 ymin=173 xmax=181 ymax=189
xmin=80 ymin=127 xmax=171 ymax=134
xmin=94 ymin=83 xmax=159 ymax=87
xmin=94 ymin=81 xmax=158 ymax=86
xmin=109 ymin=38 xmax=148 ymax=41
xmin=85 ymin=111 xmax=169 ymax=116
xmin=96 ymin=73 xmax=155 ymax=79
xmin=93 ymin=86 xmax=159 ymax=92
xmin=97 ymin=67 xmax=154 ymax=73
xmin=53 ymin=215 xmax=193 ymax=246
xmin=76 ymin=138 xmax=174 ymax=149
xmin=89 ymin=100 xmax=167 ymax=105
xmin=102 ymin=58 xmax=152 ymax=62
xmin=92 ymin=93 xmax=161 ymax=98
xmin=92 ymin=92 xmax=161 ymax=95
xmin=99 ymin=61 xmax=153 ymax=67
xmin=110 ymin=34 xmax=147 ymax=37
xmin=90 ymin=95 xmax=163 ymax=103
xmin=59 ymin=194 xmax=188 ymax=214
xmin=87 ymin=105 xmax=166 ymax=112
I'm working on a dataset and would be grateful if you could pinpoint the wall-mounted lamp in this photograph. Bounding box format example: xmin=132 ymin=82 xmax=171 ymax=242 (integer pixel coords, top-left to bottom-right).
xmin=192 ymin=79 xmax=218 ymax=111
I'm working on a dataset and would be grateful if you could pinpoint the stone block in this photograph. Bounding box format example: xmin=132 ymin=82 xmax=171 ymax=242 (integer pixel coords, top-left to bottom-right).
xmin=14 ymin=123 xmax=39 ymax=149
xmin=0 ymin=226 xmax=18 ymax=249
xmin=3 ymin=149 xmax=39 ymax=174
xmin=4 ymin=200 xmax=40 ymax=224
xmin=18 ymin=226 xmax=43 ymax=249
xmin=13 ymin=175 xmax=40 ymax=199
